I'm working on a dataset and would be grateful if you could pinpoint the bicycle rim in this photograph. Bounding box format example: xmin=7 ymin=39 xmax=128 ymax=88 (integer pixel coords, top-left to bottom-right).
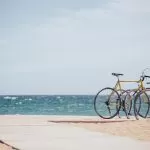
xmin=134 ymin=91 xmax=150 ymax=119
xmin=94 ymin=87 xmax=121 ymax=119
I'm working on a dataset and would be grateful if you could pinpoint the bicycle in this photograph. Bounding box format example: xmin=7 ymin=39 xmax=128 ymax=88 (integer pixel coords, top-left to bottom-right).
xmin=126 ymin=68 xmax=150 ymax=119
xmin=94 ymin=72 xmax=149 ymax=119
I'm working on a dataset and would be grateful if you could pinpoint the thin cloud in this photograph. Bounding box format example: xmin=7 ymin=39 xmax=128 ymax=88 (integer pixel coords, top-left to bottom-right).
xmin=0 ymin=0 xmax=150 ymax=94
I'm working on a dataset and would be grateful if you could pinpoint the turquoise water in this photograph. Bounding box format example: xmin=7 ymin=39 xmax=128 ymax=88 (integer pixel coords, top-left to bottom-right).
xmin=0 ymin=95 xmax=96 ymax=115
xmin=0 ymin=95 xmax=149 ymax=117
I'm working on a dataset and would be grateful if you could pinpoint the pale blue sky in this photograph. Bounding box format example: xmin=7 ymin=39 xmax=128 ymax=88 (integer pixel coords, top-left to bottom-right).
xmin=0 ymin=0 xmax=150 ymax=95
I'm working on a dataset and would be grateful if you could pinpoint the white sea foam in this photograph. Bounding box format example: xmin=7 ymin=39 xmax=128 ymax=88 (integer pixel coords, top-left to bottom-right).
xmin=24 ymin=98 xmax=32 ymax=101
xmin=4 ymin=96 xmax=17 ymax=100
xmin=78 ymin=104 xmax=84 ymax=106
xmin=18 ymin=102 xmax=22 ymax=105
xmin=4 ymin=96 xmax=11 ymax=99
xmin=11 ymin=97 xmax=17 ymax=100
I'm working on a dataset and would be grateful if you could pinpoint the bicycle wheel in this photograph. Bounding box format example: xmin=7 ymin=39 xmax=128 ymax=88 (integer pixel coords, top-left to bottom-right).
xmin=94 ymin=87 xmax=121 ymax=119
xmin=123 ymin=91 xmax=133 ymax=119
xmin=116 ymin=90 xmax=130 ymax=119
xmin=123 ymin=90 xmax=139 ymax=117
xmin=134 ymin=91 xmax=150 ymax=120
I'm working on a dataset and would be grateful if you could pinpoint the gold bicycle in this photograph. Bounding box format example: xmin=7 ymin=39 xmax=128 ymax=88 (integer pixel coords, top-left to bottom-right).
xmin=94 ymin=72 xmax=150 ymax=119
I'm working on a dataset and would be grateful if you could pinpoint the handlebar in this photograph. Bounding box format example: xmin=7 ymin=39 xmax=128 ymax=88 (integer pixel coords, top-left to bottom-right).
xmin=144 ymin=75 xmax=150 ymax=78
xmin=111 ymin=72 xmax=150 ymax=83
xmin=141 ymin=75 xmax=150 ymax=81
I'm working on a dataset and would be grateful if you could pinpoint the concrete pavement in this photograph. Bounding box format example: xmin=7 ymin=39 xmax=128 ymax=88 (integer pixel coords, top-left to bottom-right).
xmin=0 ymin=115 xmax=149 ymax=150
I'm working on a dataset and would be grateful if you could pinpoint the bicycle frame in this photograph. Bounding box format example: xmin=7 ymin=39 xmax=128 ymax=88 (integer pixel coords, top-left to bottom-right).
xmin=113 ymin=76 xmax=145 ymax=94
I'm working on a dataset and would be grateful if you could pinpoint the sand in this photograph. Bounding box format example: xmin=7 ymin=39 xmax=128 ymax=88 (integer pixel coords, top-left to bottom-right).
xmin=0 ymin=143 xmax=14 ymax=150
xmin=72 ymin=118 xmax=150 ymax=141
xmin=0 ymin=115 xmax=150 ymax=150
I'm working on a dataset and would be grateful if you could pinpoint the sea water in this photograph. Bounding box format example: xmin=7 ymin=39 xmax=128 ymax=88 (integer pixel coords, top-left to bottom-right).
xmin=0 ymin=95 xmax=96 ymax=115
xmin=0 ymin=95 xmax=149 ymax=117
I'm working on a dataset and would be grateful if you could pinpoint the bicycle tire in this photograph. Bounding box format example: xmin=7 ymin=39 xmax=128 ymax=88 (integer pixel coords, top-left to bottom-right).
xmin=124 ymin=90 xmax=139 ymax=116
xmin=116 ymin=90 xmax=131 ymax=119
xmin=134 ymin=91 xmax=150 ymax=120
xmin=120 ymin=90 xmax=132 ymax=119
xmin=94 ymin=87 xmax=121 ymax=119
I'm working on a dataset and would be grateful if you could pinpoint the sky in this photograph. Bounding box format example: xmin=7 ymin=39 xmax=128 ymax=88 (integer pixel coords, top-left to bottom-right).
xmin=0 ymin=0 xmax=150 ymax=95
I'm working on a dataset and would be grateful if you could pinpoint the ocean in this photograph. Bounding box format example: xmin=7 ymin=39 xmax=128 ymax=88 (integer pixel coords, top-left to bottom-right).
xmin=0 ymin=95 xmax=149 ymax=117
xmin=0 ymin=95 xmax=96 ymax=115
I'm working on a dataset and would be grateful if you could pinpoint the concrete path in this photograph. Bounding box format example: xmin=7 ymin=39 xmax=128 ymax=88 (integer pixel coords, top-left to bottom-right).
xmin=0 ymin=115 xmax=150 ymax=150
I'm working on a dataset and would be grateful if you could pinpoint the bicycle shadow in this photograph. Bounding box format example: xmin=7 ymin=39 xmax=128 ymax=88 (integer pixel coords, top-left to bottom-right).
xmin=48 ymin=119 xmax=136 ymax=124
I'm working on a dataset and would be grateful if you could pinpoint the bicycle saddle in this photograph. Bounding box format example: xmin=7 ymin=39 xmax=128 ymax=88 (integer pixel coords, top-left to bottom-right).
xmin=112 ymin=73 xmax=124 ymax=77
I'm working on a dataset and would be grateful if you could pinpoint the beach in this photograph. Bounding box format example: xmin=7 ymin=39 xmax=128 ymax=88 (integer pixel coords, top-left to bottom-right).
xmin=0 ymin=143 xmax=14 ymax=150
xmin=47 ymin=115 xmax=150 ymax=141
xmin=0 ymin=115 xmax=150 ymax=150
xmin=73 ymin=118 xmax=150 ymax=141
xmin=1 ymin=0 xmax=150 ymax=149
